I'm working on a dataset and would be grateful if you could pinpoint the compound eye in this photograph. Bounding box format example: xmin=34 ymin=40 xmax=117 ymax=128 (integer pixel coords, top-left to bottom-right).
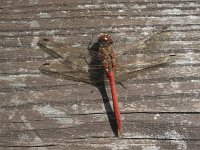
xmin=102 ymin=36 xmax=108 ymax=41
xmin=98 ymin=34 xmax=113 ymax=47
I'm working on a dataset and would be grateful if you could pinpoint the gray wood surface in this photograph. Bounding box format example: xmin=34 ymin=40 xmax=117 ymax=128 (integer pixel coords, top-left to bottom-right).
xmin=0 ymin=0 xmax=200 ymax=149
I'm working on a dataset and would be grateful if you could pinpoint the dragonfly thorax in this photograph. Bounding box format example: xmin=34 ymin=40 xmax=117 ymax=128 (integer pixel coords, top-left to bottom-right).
xmin=99 ymin=46 xmax=117 ymax=73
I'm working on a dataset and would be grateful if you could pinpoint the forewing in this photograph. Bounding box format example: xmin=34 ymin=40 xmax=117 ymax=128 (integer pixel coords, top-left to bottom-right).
xmin=38 ymin=38 xmax=102 ymax=69
xmin=115 ymin=27 xmax=181 ymax=82
xmin=38 ymin=38 xmax=105 ymax=85
xmin=117 ymin=26 xmax=171 ymax=56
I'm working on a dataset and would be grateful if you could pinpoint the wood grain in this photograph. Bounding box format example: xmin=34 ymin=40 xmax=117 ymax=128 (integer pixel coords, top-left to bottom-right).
xmin=0 ymin=0 xmax=200 ymax=149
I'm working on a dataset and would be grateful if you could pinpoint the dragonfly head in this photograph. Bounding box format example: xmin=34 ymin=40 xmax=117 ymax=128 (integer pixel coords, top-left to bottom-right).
xmin=98 ymin=34 xmax=113 ymax=47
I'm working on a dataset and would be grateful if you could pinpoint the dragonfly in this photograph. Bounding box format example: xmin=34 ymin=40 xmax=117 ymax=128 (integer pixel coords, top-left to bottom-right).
xmin=38 ymin=27 xmax=181 ymax=136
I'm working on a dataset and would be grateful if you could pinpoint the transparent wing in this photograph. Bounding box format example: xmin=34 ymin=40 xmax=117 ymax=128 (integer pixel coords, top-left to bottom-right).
xmin=38 ymin=38 xmax=105 ymax=85
xmin=39 ymin=60 xmax=94 ymax=84
xmin=115 ymin=54 xmax=180 ymax=82
xmin=117 ymin=26 xmax=171 ymax=55
xmin=115 ymin=26 xmax=181 ymax=82
xmin=38 ymin=38 xmax=103 ymax=70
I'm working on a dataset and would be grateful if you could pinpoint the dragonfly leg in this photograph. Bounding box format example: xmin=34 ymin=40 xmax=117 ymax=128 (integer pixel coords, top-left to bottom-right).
xmin=90 ymin=86 xmax=97 ymax=93
xmin=87 ymin=33 xmax=96 ymax=50
xmin=78 ymin=54 xmax=90 ymax=65
xmin=117 ymin=81 xmax=127 ymax=89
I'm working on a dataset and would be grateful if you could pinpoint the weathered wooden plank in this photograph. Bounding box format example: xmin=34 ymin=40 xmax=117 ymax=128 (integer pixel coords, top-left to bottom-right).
xmin=1 ymin=82 xmax=200 ymax=112
xmin=0 ymin=59 xmax=200 ymax=76
xmin=0 ymin=139 xmax=199 ymax=150
xmin=0 ymin=16 xmax=200 ymax=32
xmin=1 ymin=0 xmax=199 ymax=10
xmin=1 ymin=4 xmax=200 ymax=22
xmin=2 ymin=110 xmax=200 ymax=135
xmin=1 ymin=29 xmax=200 ymax=54
xmin=0 ymin=113 xmax=200 ymax=149
xmin=1 ymin=26 xmax=200 ymax=39
xmin=1 ymin=0 xmax=200 ymax=149
xmin=1 ymin=70 xmax=200 ymax=113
